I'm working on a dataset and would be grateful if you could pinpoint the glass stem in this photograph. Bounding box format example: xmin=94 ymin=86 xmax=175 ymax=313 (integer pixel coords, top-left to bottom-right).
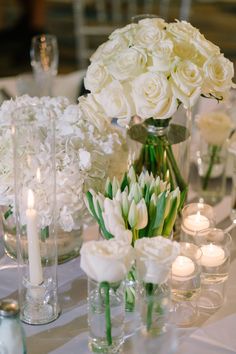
xmin=100 ymin=282 xmax=112 ymax=345
xmin=202 ymin=145 xmax=219 ymax=190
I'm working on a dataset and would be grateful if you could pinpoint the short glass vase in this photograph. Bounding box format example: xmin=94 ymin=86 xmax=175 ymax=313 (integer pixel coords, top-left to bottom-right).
xmin=88 ymin=278 xmax=125 ymax=353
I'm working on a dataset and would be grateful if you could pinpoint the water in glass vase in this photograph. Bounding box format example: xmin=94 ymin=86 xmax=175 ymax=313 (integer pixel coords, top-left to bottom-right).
xmin=88 ymin=282 xmax=125 ymax=353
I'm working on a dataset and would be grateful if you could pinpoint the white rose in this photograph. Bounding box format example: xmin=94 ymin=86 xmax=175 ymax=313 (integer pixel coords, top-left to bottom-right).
xmin=134 ymin=236 xmax=180 ymax=284
xmin=197 ymin=111 xmax=233 ymax=146
xmin=109 ymin=23 xmax=138 ymax=45
xmin=102 ymin=198 xmax=132 ymax=244
xmin=80 ymin=239 xmax=134 ymax=283
xmin=134 ymin=22 xmax=166 ymax=50
xmin=90 ymin=36 xmax=127 ymax=63
xmin=84 ymin=61 xmax=111 ymax=93
xmin=138 ymin=18 xmax=167 ymax=30
xmin=166 ymin=20 xmax=200 ymax=42
xmin=78 ymin=94 xmax=109 ymax=131
xmin=132 ymin=72 xmax=178 ymax=119
xmin=95 ymin=81 xmax=134 ymax=125
xmin=202 ymin=55 xmax=235 ymax=98
xmin=170 ymin=60 xmax=203 ymax=108
xmin=193 ymin=33 xmax=220 ymax=61
xmin=108 ymin=47 xmax=147 ymax=81
xmin=148 ymin=39 xmax=174 ymax=73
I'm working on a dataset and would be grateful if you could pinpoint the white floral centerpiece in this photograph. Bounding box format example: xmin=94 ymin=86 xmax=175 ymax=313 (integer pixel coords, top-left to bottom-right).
xmin=0 ymin=95 xmax=128 ymax=261
xmin=82 ymin=18 xmax=235 ymax=208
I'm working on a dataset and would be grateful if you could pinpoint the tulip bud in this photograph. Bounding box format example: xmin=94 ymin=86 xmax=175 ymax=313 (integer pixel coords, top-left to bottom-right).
xmin=112 ymin=177 xmax=120 ymax=197
xmin=121 ymin=191 xmax=129 ymax=219
xmin=128 ymin=200 xmax=138 ymax=228
xmin=136 ymin=198 xmax=148 ymax=230
xmin=127 ymin=166 xmax=137 ymax=184
xmin=129 ymin=182 xmax=142 ymax=204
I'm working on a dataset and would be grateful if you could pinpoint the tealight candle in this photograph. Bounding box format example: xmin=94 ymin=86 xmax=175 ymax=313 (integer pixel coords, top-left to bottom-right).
xmin=26 ymin=189 xmax=43 ymax=286
xmin=200 ymin=244 xmax=225 ymax=267
xmin=183 ymin=211 xmax=210 ymax=235
xmin=172 ymin=255 xmax=195 ymax=279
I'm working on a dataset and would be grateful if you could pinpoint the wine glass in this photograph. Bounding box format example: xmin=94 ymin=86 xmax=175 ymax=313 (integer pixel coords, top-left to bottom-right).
xmin=30 ymin=34 xmax=59 ymax=96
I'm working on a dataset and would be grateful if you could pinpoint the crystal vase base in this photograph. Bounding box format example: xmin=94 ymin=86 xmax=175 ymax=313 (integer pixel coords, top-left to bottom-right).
xmin=170 ymin=301 xmax=198 ymax=327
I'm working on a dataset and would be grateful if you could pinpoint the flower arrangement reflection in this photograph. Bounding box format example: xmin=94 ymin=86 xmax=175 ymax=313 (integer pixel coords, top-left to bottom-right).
xmin=196 ymin=111 xmax=233 ymax=190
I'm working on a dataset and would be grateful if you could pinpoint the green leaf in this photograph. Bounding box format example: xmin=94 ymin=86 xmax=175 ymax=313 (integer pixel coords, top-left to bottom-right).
xmin=96 ymin=200 xmax=114 ymax=239
xmin=121 ymin=173 xmax=128 ymax=192
xmin=162 ymin=197 xmax=178 ymax=237
xmin=107 ymin=182 xmax=113 ymax=199
xmin=40 ymin=226 xmax=49 ymax=241
xmin=148 ymin=192 xmax=166 ymax=237
xmin=4 ymin=206 xmax=13 ymax=220
xmin=85 ymin=191 xmax=100 ymax=222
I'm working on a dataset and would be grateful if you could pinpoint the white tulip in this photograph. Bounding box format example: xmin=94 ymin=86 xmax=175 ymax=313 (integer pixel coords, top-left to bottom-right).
xmin=128 ymin=200 xmax=138 ymax=228
xmin=128 ymin=182 xmax=142 ymax=204
xmin=134 ymin=236 xmax=180 ymax=284
xmin=136 ymin=198 xmax=148 ymax=230
xmin=80 ymin=239 xmax=135 ymax=283
xmin=127 ymin=166 xmax=137 ymax=184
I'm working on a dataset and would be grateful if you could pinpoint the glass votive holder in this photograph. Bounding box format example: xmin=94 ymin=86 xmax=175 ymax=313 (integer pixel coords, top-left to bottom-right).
xmin=88 ymin=278 xmax=125 ymax=353
xmin=196 ymin=228 xmax=232 ymax=311
xmin=170 ymin=243 xmax=202 ymax=327
xmin=180 ymin=202 xmax=215 ymax=242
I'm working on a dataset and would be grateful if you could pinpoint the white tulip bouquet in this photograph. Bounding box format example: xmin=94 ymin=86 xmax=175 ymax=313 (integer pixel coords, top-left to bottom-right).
xmin=85 ymin=166 xmax=180 ymax=244
xmin=85 ymin=166 xmax=180 ymax=311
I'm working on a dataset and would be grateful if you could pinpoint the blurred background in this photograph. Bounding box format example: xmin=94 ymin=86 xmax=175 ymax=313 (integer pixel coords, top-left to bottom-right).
xmin=0 ymin=0 xmax=235 ymax=78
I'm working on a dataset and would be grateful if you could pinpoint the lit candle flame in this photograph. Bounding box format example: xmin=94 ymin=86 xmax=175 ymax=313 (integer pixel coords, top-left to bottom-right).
xmin=28 ymin=189 xmax=35 ymax=209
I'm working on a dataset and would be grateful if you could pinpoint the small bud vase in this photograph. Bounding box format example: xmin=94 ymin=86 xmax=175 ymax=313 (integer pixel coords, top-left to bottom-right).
xmin=88 ymin=278 xmax=125 ymax=353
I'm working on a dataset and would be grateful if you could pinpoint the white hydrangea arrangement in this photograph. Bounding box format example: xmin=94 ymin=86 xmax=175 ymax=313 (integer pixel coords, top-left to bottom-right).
xmin=0 ymin=95 xmax=128 ymax=232
xmin=83 ymin=18 xmax=235 ymax=126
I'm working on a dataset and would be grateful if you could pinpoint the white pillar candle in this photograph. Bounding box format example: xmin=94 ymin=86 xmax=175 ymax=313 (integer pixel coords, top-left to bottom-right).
xmin=172 ymin=255 xmax=195 ymax=279
xmin=26 ymin=189 xmax=43 ymax=286
xmin=183 ymin=212 xmax=210 ymax=235
xmin=200 ymin=244 xmax=225 ymax=267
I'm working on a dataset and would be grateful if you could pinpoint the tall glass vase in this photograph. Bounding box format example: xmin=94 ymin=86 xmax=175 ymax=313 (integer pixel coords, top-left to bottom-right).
xmin=12 ymin=105 xmax=60 ymax=324
xmin=128 ymin=108 xmax=191 ymax=229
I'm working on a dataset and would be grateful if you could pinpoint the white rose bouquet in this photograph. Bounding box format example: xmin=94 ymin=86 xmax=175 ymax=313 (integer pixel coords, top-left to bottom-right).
xmin=134 ymin=237 xmax=179 ymax=332
xmin=0 ymin=95 xmax=128 ymax=234
xmin=196 ymin=110 xmax=233 ymax=190
xmin=83 ymin=18 xmax=235 ymax=208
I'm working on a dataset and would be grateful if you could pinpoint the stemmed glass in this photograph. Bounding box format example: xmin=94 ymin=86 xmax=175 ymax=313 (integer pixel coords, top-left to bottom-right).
xmin=30 ymin=34 xmax=59 ymax=96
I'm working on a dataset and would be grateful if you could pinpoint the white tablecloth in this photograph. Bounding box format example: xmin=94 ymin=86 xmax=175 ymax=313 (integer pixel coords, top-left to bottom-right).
xmin=0 ymin=196 xmax=236 ymax=354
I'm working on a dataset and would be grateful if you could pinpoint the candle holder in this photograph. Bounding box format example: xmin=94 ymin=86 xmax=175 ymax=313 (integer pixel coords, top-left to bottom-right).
xmin=180 ymin=202 xmax=215 ymax=242
xmin=170 ymin=242 xmax=202 ymax=327
xmin=196 ymin=228 xmax=232 ymax=311
xmin=12 ymin=105 xmax=60 ymax=324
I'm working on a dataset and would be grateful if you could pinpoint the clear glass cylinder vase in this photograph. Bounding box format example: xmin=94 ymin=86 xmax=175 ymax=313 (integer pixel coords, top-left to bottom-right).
xmin=88 ymin=278 xmax=125 ymax=353
xmin=12 ymin=105 xmax=60 ymax=324
xmin=127 ymin=108 xmax=191 ymax=235
xmin=195 ymin=138 xmax=227 ymax=204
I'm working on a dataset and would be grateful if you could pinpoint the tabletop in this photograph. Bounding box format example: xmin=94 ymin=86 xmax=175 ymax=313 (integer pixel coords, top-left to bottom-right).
xmin=0 ymin=195 xmax=236 ymax=354
xmin=0 ymin=74 xmax=236 ymax=353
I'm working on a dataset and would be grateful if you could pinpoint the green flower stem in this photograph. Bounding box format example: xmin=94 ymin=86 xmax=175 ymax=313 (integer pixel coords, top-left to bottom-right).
xmin=202 ymin=145 xmax=219 ymax=190
xmin=125 ymin=270 xmax=136 ymax=312
xmin=100 ymin=282 xmax=112 ymax=346
xmin=145 ymin=283 xmax=154 ymax=331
